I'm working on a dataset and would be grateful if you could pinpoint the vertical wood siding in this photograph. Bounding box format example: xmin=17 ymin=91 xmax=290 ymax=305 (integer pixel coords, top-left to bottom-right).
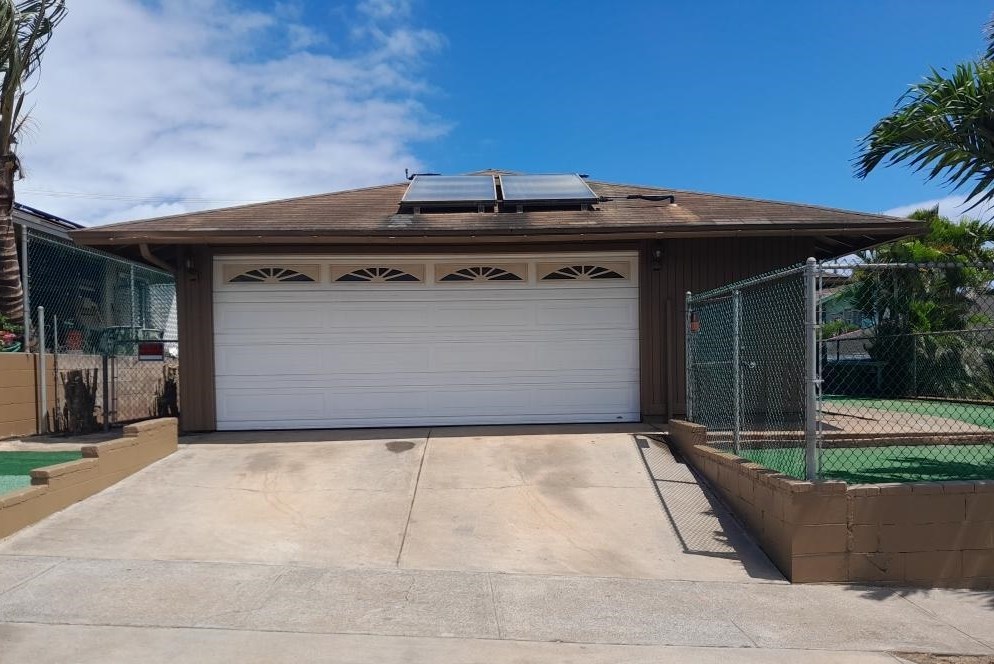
xmin=639 ymin=237 xmax=816 ymax=419
xmin=176 ymin=246 xmax=216 ymax=432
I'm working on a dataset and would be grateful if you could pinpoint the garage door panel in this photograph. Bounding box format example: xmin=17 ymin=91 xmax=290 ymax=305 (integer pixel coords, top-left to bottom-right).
xmin=215 ymin=347 xmax=319 ymax=375
xmin=323 ymin=303 xmax=433 ymax=329
xmin=213 ymin=254 xmax=640 ymax=429
xmin=215 ymin=304 xmax=326 ymax=331
xmin=429 ymin=342 xmax=538 ymax=371
xmin=216 ymin=340 xmax=637 ymax=377
xmin=540 ymin=340 xmax=639 ymax=370
xmin=431 ymin=303 xmax=533 ymax=328
xmin=217 ymin=391 xmax=327 ymax=421
xmin=535 ymin=299 xmax=637 ymax=328
xmin=216 ymin=367 xmax=639 ymax=391
xmin=217 ymin=344 xmax=434 ymax=375
xmin=217 ymin=383 xmax=638 ymax=428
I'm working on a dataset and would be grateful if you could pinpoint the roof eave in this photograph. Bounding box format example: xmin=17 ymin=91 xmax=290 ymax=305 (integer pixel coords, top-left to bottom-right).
xmin=71 ymin=220 xmax=926 ymax=247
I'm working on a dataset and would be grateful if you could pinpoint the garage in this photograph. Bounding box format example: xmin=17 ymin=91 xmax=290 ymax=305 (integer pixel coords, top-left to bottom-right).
xmin=74 ymin=171 xmax=919 ymax=432
xmin=212 ymin=253 xmax=640 ymax=430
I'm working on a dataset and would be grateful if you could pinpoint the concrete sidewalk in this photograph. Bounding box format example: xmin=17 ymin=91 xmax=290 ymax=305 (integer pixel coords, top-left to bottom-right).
xmin=0 ymin=556 xmax=991 ymax=661
xmin=0 ymin=426 xmax=991 ymax=662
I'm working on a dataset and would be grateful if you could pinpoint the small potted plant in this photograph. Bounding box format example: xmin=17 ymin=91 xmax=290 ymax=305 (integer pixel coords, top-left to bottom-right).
xmin=0 ymin=313 xmax=23 ymax=353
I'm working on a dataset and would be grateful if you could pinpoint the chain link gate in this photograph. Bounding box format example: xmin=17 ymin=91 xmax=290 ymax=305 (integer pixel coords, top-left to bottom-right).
xmin=686 ymin=262 xmax=817 ymax=478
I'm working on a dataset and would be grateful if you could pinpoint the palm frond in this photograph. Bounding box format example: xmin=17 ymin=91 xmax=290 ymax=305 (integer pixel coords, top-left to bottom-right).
xmin=0 ymin=0 xmax=67 ymax=158
xmin=986 ymin=13 xmax=994 ymax=62
xmin=855 ymin=61 xmax=994 ymax=214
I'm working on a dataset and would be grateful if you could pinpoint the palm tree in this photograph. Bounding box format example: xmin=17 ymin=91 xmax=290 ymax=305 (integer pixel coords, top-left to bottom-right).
xmin=855 ymin=18 xmax=994 ymax=215
xmin=847 ymin=207 xmax=994 ymax=398
xmin=0 ymin=0 xmax=66 ymax=336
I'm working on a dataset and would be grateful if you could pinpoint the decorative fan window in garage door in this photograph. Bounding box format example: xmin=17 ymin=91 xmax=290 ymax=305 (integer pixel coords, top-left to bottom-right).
xmin=333 ymin=266 xmax=423 ymax=283
xmin=436 ymin=265 xmax=526 ymax=282
xmin=539 ymin=263 xmax=630 ymax=281
xmin=226 ymin=266 xmax=319 ymax=283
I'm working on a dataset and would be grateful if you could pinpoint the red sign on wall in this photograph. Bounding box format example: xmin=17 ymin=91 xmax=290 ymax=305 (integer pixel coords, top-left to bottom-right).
xmin=138 ymin=341 xmax=165 ymax=361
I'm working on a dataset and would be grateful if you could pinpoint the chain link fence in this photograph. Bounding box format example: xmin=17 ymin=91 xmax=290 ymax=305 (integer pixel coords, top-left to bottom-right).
xmin=687 ymin=264 xmax=813 ymax=479
xmin=20 ymin=229 xmax=179 ymax=434
xmin=687 ymin=259 xmax=994 ymax=483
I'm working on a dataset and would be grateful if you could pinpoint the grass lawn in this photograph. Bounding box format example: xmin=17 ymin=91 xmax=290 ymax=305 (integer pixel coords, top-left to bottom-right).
xmin=0 ymin=451 xmax=82 ymax=495
xmin=741 ymin=444 xmax=994 ymax=484
xmin=823 ymin=396 xmax=994 ymax=430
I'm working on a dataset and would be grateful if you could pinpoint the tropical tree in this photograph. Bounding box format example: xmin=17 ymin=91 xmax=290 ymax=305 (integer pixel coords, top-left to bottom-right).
xmin=0 ymin=0 xmax=66 ymax=336
xmin=855 ymin=18 xmax=994 ymax=215
xmin=847 ymin=208 xmax=994 ymax=398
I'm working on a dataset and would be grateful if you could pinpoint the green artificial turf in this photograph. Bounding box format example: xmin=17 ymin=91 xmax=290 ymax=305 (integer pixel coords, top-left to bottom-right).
xmin=741 ymin=444 xmax=994 ymax=484
xmin=0 ymin=451 xmax=83 ymax=495
xmin=823 ymin=396 xmax=994 ymax=431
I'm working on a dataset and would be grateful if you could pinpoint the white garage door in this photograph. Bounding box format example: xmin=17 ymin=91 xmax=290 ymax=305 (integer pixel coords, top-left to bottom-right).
xmin=213 ymin=253 xmax=640 ymax=430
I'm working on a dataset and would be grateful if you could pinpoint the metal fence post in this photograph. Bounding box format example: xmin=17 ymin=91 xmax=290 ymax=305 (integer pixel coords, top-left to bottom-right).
xmin=37 ymin=306 xmax=47 ymax=434
xmin=52 ymin=314 xmax=59 ymax=433
xmin=20 ymin=224 xmax=30 ymax=348
xmin=803 ymin=257 xmax=819 ymax=480
xmin=732 ymin=289 xmax=742 ymax=455
xmin=102 ymin=353 xmax=110 ymax=432
xmin=685 ymin=290 xmax=694 ymax=422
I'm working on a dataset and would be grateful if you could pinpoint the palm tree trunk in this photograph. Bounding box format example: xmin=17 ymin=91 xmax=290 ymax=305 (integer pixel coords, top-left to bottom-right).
xmin=0 ymin=153 xmax=24 ymax=331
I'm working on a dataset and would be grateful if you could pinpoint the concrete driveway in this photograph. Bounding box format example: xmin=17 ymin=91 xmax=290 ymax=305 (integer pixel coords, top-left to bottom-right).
xmin=1 ymin=426 xmax=992 ymax=663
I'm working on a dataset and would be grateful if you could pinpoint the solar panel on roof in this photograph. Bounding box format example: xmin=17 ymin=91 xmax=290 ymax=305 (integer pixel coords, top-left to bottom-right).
xmin=402 ymin=175 xmax=497 ymax=204
xmin=500 ymin=174 xmax=598 ymax=203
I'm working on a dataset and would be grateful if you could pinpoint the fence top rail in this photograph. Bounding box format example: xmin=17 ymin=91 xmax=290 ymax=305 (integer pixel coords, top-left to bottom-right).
xmin=819 ymin=261 xmax=994 ymax=270
xmin=688 ymin=262 xmax=806 ymax=303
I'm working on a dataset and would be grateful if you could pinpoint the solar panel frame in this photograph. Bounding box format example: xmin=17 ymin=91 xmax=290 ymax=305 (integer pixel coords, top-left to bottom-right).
xmin=499 ymin=174 xmax=599 ymax=203
xmin=402 ymin=175 xmax=498 ymax=205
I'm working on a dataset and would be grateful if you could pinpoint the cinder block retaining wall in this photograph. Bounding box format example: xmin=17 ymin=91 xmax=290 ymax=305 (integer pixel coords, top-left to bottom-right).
xmin=0 ymin=417 xmax=177 ymax=539
xmin=668 ymin=420 xmax=994 ymax=588
xmin=0 ymin=353 xmax=55 ymax=439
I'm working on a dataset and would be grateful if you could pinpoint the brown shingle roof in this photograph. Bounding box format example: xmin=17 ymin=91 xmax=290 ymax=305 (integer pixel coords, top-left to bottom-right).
xmin=72 ymin=178 xmax=923 ymax=248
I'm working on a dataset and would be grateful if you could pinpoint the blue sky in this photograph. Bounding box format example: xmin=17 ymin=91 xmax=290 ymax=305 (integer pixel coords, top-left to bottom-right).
xmin=17 ymin=0 xmax=994 ymax=224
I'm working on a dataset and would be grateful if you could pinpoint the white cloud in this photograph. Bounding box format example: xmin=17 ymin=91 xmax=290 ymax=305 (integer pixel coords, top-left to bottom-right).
xmin=882 ymin=194 xmax=993 ymax=221
xmin=15 ymin=0 xmax=446 ymax=225
xmin=357 ymin=0 xmax=412 ymax=21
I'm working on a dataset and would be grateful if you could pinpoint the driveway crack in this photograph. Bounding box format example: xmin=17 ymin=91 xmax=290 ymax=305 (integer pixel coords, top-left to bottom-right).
xmin=395 ymin=428 xmax=430 ymax=567
xmin=487 ymin=573 xmax=503 ymax=640
xmin=0 ymin=557 xmax=65 ymax=599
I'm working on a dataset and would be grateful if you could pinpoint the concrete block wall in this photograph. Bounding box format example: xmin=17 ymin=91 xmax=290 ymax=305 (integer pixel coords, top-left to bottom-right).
xmin=0 ymin=353 xmax=55 ymax=439
xmin=847 ymin=482 xmax=994 ymax=586
xmin=668 ymin=420 xmax=994 ymax=588
xmin=0 ymin=417 xmax=178 ymax=539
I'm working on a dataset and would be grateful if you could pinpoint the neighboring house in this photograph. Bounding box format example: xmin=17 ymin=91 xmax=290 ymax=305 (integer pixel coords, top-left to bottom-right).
xmin=13 ymin=203 xmax=177 ymax=354
xmin=820 ymin=284 xmax=870 ymax=328
xmin=72 ymin=171 xmax=921 ymax=432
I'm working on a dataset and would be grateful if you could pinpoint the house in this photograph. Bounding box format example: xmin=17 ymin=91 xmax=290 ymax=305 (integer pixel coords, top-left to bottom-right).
xmin=71 ymin=171 xmax=922 ymax=432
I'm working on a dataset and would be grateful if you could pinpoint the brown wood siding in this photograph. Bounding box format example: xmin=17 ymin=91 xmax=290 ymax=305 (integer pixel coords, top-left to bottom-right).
xmin=639 ymin=237 xmax=816 ymax=420
xmin=176 ymin=246 xmax=216 ymax=432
